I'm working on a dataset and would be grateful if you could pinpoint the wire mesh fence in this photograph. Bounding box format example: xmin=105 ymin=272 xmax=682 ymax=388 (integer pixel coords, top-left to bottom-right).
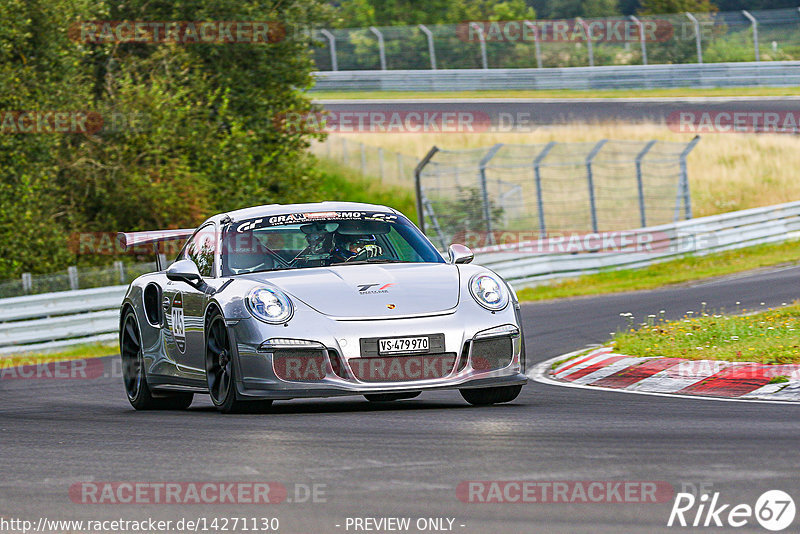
xmin=310 ymin=136 xmax=419 ymax=187
xmin=0 ymin=261 xmax=156 ymax=299
xmin=416 ymin=138 xmax=700 ymax=250
xmin=310 ymin=8 xmax=800 ymax=71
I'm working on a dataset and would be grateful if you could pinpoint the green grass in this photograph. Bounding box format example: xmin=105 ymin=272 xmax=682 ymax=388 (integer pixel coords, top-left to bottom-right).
xmin=1 ymin=341 xmax=117 ymax=367
xmin=314 ymin=157 xmax=417 ymax=221
xmin=310 ymin=87 xmax=800 ymax=100
xmin=612 ymin=304 xmax=800 ymax=364
xmin=517 ymin=239 xmax=800 ymax=302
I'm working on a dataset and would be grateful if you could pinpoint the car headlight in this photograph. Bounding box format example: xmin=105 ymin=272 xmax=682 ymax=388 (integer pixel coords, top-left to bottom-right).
xmin=246 ymin=287 xmax=293 ymax=324
xmin=469 ymin=273 xmax=509 ymax=311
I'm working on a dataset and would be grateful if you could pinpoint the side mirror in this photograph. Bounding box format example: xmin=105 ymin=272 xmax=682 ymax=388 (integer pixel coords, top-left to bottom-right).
xmin=166 ymin=259 xmax=203 ymax=286
xmin=448 ymin=244 xmax=474 ymax=264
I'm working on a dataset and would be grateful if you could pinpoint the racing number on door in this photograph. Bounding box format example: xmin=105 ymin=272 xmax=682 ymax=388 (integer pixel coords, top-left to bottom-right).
xmin=172 ymin=307 xmax=185 ymax=337
xmin=171 ymin=293 xmax=186 ymax=352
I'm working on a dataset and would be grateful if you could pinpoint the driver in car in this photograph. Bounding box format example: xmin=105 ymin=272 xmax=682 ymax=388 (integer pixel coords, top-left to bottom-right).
xmin=331 ymin=233 xmax=383 ymax=262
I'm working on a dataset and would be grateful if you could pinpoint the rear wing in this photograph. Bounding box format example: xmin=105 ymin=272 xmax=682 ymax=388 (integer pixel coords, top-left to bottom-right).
xmin=117 ymin=229 xmax=195 ymax=271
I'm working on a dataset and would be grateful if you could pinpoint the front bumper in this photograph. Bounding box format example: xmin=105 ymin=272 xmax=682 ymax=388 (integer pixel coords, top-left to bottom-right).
xmin=228 ymin=309 xmax=527 ymax=400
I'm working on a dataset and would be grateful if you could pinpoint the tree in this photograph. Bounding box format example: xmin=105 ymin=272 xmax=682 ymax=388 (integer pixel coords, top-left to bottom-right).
xmin=333 ymin=0 xmax=535 ymax=27
xmin=542 ymin=0 xmax=621 ymax=19
xmin=0 ymin=0 xmax=329 ymax=279
xmin=638 ymin=0 xmax=717 ymax=14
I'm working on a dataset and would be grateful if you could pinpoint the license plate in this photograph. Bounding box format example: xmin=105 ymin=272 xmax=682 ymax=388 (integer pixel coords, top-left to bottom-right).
xmin=378 ymin=336 xmax=430 ymax=354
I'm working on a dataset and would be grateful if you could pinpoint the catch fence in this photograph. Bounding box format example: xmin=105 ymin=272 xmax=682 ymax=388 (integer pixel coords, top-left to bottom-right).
xmin=311 ymin=7 xmax=800 ymax=71
xmin=415 ymin=138 xmax=700 ymax=250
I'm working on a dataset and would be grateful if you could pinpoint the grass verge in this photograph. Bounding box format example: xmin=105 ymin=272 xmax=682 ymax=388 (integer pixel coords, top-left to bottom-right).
xmin=310 ymin=87 xmax=800 ymax=100
xmin=1 ymin=341 xmax=117 ymax=367
xmin=516 ymin=239 xmax=800 ymax=302
xmin=612 ymin=303 xmax=800 ymax=364
xmin=314 ymin=157 xmax=417 ymax=221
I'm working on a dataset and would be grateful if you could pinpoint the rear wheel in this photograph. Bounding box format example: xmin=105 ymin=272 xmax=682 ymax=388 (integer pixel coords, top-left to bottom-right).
xmin=460 ymin=385 xmax=522 ymax=406
xmin=120 ymin=310 xmax=193 ymax=410
xmin=364 ymin=392 xmax=421 ymax=402
xmin=206 ymin=310 xmax=272 ymax=414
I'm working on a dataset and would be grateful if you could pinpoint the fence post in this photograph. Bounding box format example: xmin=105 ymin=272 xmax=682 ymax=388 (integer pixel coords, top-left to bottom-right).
xmin=634 ymin=140 xmax=657 ymax=228
xmin=21 ymin=272 xmax=32 ymax=294
xmin=115 ymin=260 xmax=126 ymax=284
xmin=378 ymin=147 xmax=385 ymax=181
xmin=68 ymin=266 xmax=79 ymax=290
xmin=319 ymin=29 xmax=338 ymax=71
xmin=679 ymin=135 xmax=700 ymax=220
xmin=685 ymin=12 xmax=703 ymax=64
xmin=576 ymin=18 xmax=594 ymax=67
xmin=469 ymin=22 xmax=489 ymax=69
xmin=418 ymin=24 xmax=437 ymax=69
xmin=414 ymin=146 xmax=440 ymax=234
xmin=585 ymin=139 xmax=607 ymax=233
xmin=630 ymin=15 xmax=648 ymax=65
xmin=523 ymin=21 xmax=543 ymax=68
xmin=478 ymin=144 xmax=504 ymax=245
xmin=397 ymin=152 xmax=403 ymax=182
xmin=741 ymin=10 xmax=759 ymax=61
xmin=360 ymin=142 xmax=367 ymax=174
xmin=533 ymin=142 xmax=556 ymax=238
xmin=369 ymin=26 xmax=387 ymax=70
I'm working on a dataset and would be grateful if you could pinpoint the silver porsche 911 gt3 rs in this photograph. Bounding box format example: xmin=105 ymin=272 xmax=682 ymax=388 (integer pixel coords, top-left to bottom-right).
xmin=117 ymin=202 xmax=527 ymax=413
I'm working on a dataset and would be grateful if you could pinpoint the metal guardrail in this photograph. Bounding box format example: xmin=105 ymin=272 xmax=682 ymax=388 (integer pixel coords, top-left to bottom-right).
xmin=312 ymin=61 xmax=800 ymax=92
xmin=0 ymin=286 xmax=126 ymax=355
xmin=2 ymin=200 xmax=799 ymax=353
xmin=474 ymin=200 xmax=800 ymax=287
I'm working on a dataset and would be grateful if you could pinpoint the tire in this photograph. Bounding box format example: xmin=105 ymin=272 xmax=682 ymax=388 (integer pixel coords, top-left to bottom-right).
xmin=120 ymin=309 xmax=193 ymax=410
xmin=459 ymin=385 xmax=522 ymax=406
xmin=364 ymin=392 xmax=421 ymax=402
xmin=205 ymin=310 xmax=273 ymax=414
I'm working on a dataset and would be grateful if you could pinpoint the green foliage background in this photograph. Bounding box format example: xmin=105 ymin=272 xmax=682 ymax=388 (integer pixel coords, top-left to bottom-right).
xmin=0 ymin=0 xmax=329 ymax=278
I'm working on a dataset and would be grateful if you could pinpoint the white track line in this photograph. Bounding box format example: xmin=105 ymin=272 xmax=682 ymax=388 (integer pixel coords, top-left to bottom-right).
xmin=528 ymin=351 xmax=800 ymax=406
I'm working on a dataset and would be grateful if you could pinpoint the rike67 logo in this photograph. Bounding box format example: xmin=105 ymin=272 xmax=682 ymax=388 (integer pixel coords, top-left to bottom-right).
xmin=668 ymin=490 xmax=796 ymax=531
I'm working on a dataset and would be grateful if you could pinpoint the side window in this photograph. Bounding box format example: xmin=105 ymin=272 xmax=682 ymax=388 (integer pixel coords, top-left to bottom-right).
xmin=183 ymin=226 xmax=216 ymax=277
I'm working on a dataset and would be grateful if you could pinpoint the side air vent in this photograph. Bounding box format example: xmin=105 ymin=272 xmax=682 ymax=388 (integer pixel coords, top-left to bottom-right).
xmin=143 ymin=283 xmax=163 ymax=326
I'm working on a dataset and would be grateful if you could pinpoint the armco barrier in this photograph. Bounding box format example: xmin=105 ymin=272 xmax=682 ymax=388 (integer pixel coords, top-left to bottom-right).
xmin=1 ymin=201 xmax=800 ymax=354
xmin=474 ymin=200 xmax=800 ymax=286
xmin=0 ymin=285 xmax=127 ymax=355
xmin=312 ymin=61 xmax=800 ymax=92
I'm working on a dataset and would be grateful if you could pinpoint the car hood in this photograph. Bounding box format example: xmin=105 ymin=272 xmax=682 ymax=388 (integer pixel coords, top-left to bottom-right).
xmin=245 ymin=263 xmax=460 ymax=318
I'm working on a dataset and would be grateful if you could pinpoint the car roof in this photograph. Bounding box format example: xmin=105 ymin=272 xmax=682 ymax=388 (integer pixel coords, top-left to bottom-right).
xmin=206 ymin=201 xmax=400 ymax=225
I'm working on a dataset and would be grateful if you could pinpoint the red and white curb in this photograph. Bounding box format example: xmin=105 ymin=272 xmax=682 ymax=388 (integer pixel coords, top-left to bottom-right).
xmin=530 ymin=347 xmax=800 ymax=403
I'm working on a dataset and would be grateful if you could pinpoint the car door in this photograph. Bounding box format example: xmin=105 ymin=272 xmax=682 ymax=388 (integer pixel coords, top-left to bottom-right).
xmin=163 ymin=224 xmax=217 ymax=377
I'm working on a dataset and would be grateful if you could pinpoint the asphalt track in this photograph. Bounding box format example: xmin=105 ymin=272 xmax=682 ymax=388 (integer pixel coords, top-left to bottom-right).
xmin=2 ymin=265 xmax=800 ymax=533
xmin=317 ymin=96 xmax=800 ymax=126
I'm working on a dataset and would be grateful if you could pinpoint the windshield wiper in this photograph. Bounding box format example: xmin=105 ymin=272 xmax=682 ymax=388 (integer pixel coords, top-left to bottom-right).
xmin=340 ymin=258 xmax=407 ymax=265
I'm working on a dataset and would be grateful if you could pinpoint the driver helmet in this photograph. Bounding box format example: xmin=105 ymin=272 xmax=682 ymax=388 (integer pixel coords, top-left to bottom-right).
xmin=334 ymin=233 xmax=377 ymax=258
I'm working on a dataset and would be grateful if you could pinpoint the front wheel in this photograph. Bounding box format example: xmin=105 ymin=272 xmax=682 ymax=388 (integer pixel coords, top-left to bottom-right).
xmin=460 ymin=385 xmax=522 ymax=406
xmin=120 ymin=310 xmax=193 ymax=410
xmin=206 ymin=310 xmax=272 ymax=414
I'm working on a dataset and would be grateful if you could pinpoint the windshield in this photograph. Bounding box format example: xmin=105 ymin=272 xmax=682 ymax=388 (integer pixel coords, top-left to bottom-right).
xmin=221 ymin=211 xmax=444 ymax=276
